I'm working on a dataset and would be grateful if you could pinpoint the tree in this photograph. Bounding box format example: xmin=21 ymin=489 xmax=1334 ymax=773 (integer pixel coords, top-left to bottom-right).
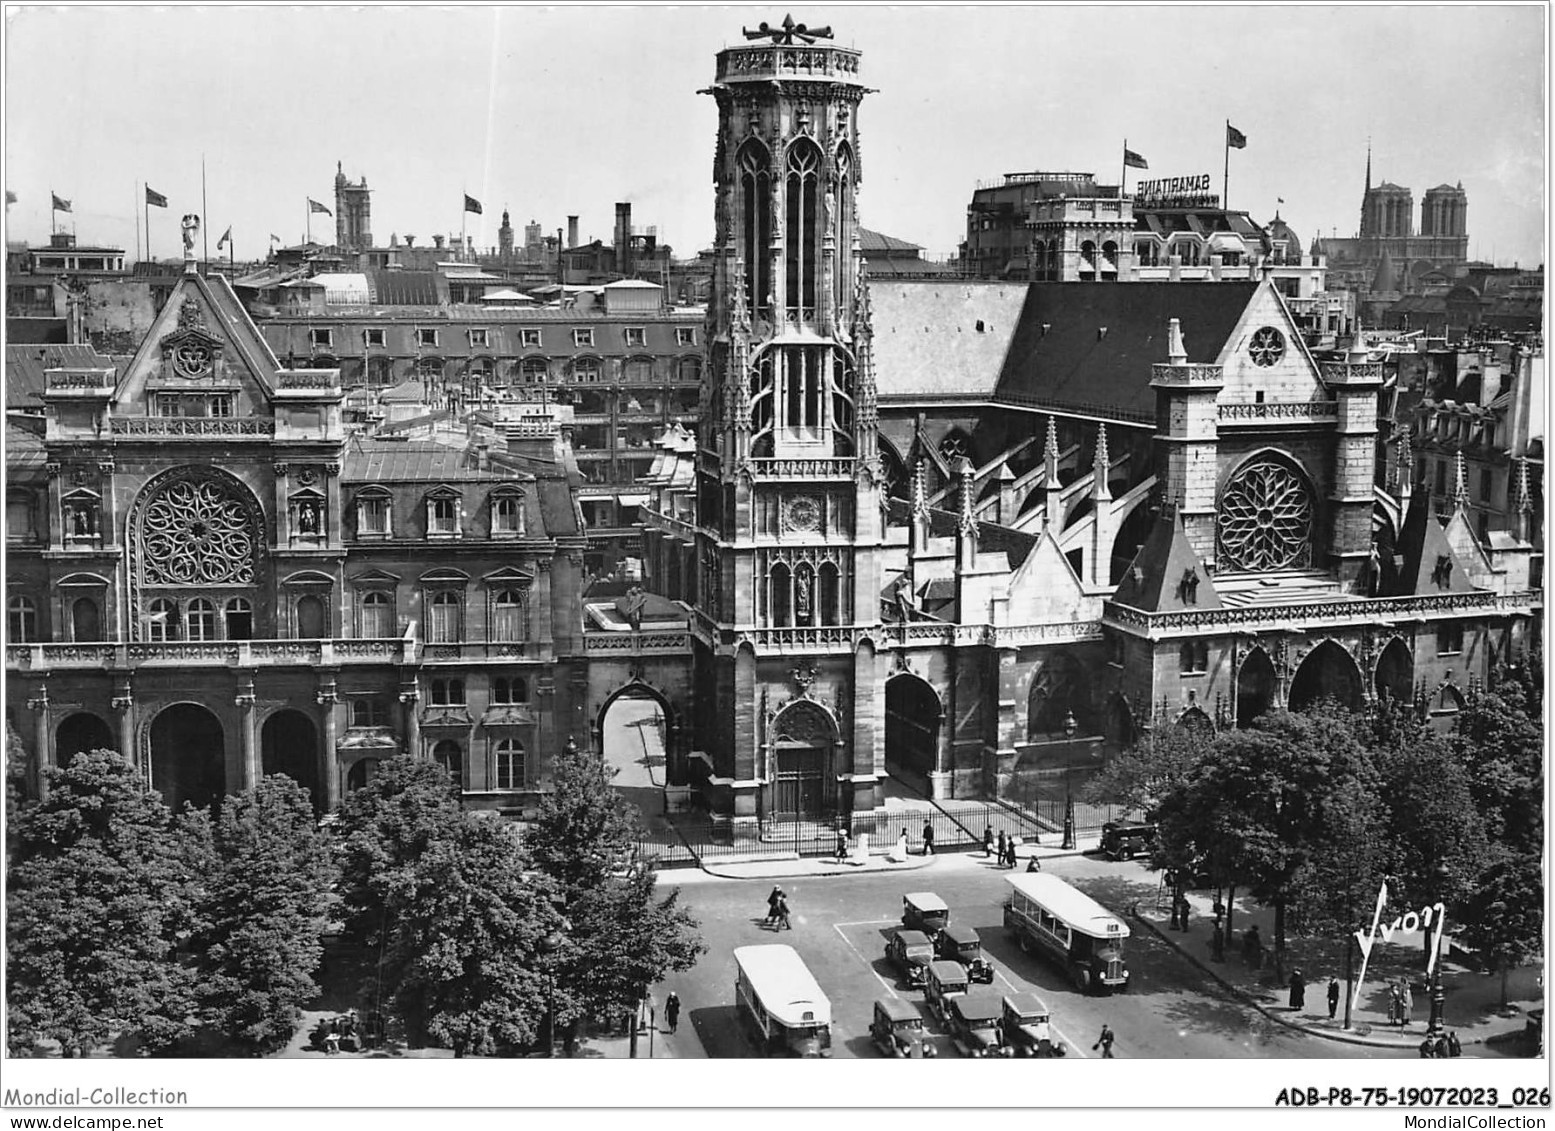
xmin=386 ymin=817 xmax=563 ymax=1056
xmin=188 ymin=776 xmax=336 ymax=1055
xmin=525 ymin=739 xmax=641 ymax=902
xmin=6 ymin=749 xmax=195 ymax=1056
xmin=1453 ymin=659 xmax=1544 ymax=857
xmin=1455 ymin=855 xmax=1543 ymax=1009
xmin=1082 ymin=723 xmax=1206 ymax=816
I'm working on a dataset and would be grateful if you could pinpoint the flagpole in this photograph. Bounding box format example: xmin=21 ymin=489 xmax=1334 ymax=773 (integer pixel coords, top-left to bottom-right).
xmin=1223 ymin=119 xmax=1231 ymax=209
xmin=461 ymin=188 xmax=468 ymax=264
xmin=135 ymin=183 xmax=142 ymax=265
xmin=1121 ymin=140 xmax=1127 ymax=195
xmin=306 ymin=198 xmax=311 ymax=246
xmin=145 ymin=190 xmax=151 ymax=264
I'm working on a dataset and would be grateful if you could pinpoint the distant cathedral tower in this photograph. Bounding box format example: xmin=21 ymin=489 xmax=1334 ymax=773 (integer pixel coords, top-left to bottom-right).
xmin=682 ymin=15 xmax=884 ymax=821
xmin=334 ymin=162 xmax=373 ymax=253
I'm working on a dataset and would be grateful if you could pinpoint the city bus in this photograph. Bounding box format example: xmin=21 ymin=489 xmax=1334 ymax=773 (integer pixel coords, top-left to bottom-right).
xmin=733 ymin=944 xmax=833 ymax=1057
xmin=1004 ymin=873 xmax=1130 ymax=994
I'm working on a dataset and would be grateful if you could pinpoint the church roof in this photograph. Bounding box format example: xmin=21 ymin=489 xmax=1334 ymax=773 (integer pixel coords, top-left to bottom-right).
xmin=884 ymin=499 xmax=1040 ymax=567
xmin=858 ymin=228 xmax=923 ymax=254
xmin=1107 ymin=509 xmax=1220 ymax=614
xmin=869 ymin=280 xmax=1027 ymax=400
xmin=990 ymin=282 xmax=1255 ymax=423
xmin=1386 ymin=489 xmax=1477 ymax=597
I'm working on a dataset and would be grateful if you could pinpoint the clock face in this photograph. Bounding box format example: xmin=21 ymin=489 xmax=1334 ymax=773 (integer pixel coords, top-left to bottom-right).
xmin=785 ymin=495 xmax=821 ymax=533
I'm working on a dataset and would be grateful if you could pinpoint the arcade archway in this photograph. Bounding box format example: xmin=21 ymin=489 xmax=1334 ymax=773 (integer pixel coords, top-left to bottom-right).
xmin=150 ymin=703 xmax=226 ymax=811
xmin=1374 ymin=638 xmax=1414 ymax=704
xmin=885 ymin=673 xmax=942 ymax=793
xmin=1288 ymin=641 xmax=1363 ymax=713
xmin=769 ymin=699 xmax=838 ymax=821
xmin=55 ymin=712 xmax=115 ymax=764
xmin=261 ymin=709 xmax=320 ymax=808
xmin=599 ymin=686 xmax=667 ymax=791
xmin=1236 ymin=647 xmax=1277 ymax=727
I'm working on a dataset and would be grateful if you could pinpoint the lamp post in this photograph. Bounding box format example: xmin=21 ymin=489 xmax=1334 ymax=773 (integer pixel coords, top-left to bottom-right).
xmin=1427 ymin=861 xmax=1450 ymax=1039
xmin=1060 ymin=711 xmax=1077 ymax=851
xmin=538 ymin=928 xmax=567 ymax=1058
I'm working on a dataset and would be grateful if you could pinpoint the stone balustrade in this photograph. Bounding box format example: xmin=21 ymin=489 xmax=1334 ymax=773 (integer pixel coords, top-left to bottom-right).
xmin=1217 ymin=400 xmax=1340 ymax=424
xmin=6 ymin=637 xmax=415 ymax=671
xmin=1104 ymin=589 xmax=1537 ymax=640
xmin=110 ymin=417 xmax=275 ymax=437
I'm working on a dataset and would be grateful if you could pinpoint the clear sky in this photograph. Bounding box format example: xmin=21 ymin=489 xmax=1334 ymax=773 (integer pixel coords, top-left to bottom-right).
xmin=4 ymin=4 xmax=1546 ymax=268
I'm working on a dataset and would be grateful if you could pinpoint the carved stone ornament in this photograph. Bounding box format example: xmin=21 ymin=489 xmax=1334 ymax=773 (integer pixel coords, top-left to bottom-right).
xmin=772 ymin=699 xmax=835 ymax=747
xmin=136 ymin=470 xmax=256 ymax=587
xmin=792 ymin=662 xmax=818 ymax=697
xmin=1217 ymin=459 xmax=1313 ymax=571
xmin=784 ymin=494 xmax=822 ymax=533
xmin=298 ymin=467 xmax=319 ymax=486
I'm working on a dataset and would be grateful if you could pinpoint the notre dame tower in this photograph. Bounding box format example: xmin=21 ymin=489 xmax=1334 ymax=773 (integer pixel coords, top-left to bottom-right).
xmin=689 ymin=18 xmax=886 ymax=824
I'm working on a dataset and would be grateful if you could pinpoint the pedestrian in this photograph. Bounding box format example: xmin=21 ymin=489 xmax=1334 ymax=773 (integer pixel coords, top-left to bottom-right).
xmin=1026 ymin=853 xmax=1042 ymax=872
xmin=1005 ymin=837 xmax=1019 ymax=869
xmin=775 ymin=892 xmax=792 ymax=931
xmin=996 ymin=830 xmax=1008 ymax=864
xmin=836 ymin=829 xmax=848 ymax=862
xmin=1447 ymin=1031 xmax=1462 ymax=1058
xmin=1401 ymin=979 xmax=1414 ymax=1029
xmin=1288 ymin=969 xmax=1305 ymax=1011
xmin=1243 ymin=924 xmax=1263 ymax=970
xmin=765 ymin=885 xmax=783 ymax=927
xmin=1434 ymin=1034 xmax=1449 ymax=1059
xmin=984 ymin=826 xmax=995 ymax=858
xmin=1093 ymin=1023 xmax=1115 ymax=1058
xmin=922 ymin=821 xmax=935 ymax=856
xmin=664 ymin=991 xmax=681 ymax=1035
xmin=1327 ymin=977 xmax=1340 ymax=1020
xmin=1388 ymin=982 xmax=1403 ymax=1026
xmin=1418 ymin=1036 xmax=1436 ymax=1058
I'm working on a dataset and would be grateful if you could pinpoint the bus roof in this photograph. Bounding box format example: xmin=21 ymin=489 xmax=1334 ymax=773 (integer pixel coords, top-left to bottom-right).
xmin=1005 ymin=873 xmax=1132 ymax=940
xmin=734 ymin=945 xmax=832 ymax=1027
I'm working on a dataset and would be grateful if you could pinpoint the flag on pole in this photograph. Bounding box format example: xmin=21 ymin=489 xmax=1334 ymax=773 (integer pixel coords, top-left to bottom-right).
xmin=463 ymin=194 xmax=483 ymax=215
xmin=146 ymin=185 xmax=168 ymax=207
xmin=270 ymin=233 xmax=280 ymax=243
xmin=217 ymin=226 xmax=231 ymax=250
xmin=5 ymin=190 xmax=16 ymax=205
xmin=1226 ymin=123 xmax=1248 ymax=149
xmin=1122 ymin=148 xmax=1149 ymax=170
xmin=309 ymin=198 xmax=332 ymax=215
xmin=52 ymin=193 xmax=72 ymax=212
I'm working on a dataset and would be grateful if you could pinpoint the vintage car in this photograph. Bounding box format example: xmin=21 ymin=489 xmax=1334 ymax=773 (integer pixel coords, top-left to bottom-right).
xmin=935 ymin=923 xmax=994 ymax=984
xmin=922 ymin=959 xmax=971 ymax=1026
xmin=884 ymin=929 xmax=938 ymax=987
xmin=901 ymin=891 xmax=950 ymax=935
xmin=1099 ymin=820 xmax=1157 ymax=862
xmin=1001 ymin=992 xmax=1067 ymax=1057
xmin=944 ymin=990 xmax=1010 ymax=1058
xmin=869 ymin=997 xmax=937 ymax=1058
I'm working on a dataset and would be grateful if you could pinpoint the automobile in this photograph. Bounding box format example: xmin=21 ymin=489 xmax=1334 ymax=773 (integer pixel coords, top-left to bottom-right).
xmin=943 ymin=991 xmax=1010 ymax=1058
xmin=1001 ymin=992 xmax=1067 ymax=1058
xmin=884 ymin=929 xmax=938 ymax=987
xmin=922 ymin=959 xmax=971 ymax=1026
xmin=869 ymin=997 xmax=936 ymax=1058
xmin=901 ymin=891 xmax=950 ymax=935
xmin=1099 ymin=820 xmax=1157 ymax=862
xmin=934 ymin=922 xmax=994 ymax=984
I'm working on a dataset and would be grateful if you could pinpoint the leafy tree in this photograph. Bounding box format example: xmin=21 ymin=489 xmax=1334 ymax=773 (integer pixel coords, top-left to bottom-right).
xmin=1453 ymin=658 xmax=1544 ymax=857
xmin=525 ymin=739 xmax=641 ymax=902
xmin=6 ymin=721 xmax=33 ymax=858
xmin=386 ymin=816 xmax=563 ymax=1056
xmin=1455 ymin=855 xmax=1544 ymax=1008
xmin=188 ymin=776 xmax=335 ymax=1055
xmin=6 ymin=749 xmax=195 ymax=1056
xmin=1082 ymin=723 xmax=1206 ymax=815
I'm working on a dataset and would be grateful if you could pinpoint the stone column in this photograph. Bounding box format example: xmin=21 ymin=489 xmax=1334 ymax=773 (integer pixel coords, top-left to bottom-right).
xmin=317 ymin=678 xmax=340 ymax=811
xmin=400 ymin=680 xmax=421 ymax=758
xmin=112 ymin=680 xmax=135 ymax=767
xmin=26 ymin=687 xmax=50 ymax=800
xmin=235 ymin=673 xmax=258 ymax=789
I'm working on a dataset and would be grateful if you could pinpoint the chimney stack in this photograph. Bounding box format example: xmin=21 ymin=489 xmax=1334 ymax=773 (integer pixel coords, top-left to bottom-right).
xmin=567 ymin=215 xmax=579 ymax=249
xmin=615 ymin=202 xmax=633 ymax=277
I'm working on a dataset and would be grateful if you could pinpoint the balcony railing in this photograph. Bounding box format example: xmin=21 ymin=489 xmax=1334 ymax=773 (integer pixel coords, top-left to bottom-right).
xmin=583 ymin=632 xmax=691 ymax=654
xmin=748 ymin=457 xmax=855 ymax=480
xmin=1217 ymin=401 xmax=1339 ymax=424
xmin=46 ymin=368 xmax=116 ymax=392
xmin=6 ymin=637 xmax=414 ymax=671
xmin=716 ymin=44 xmax=861 ymax=83
xmin=110 ymin=417 xmax=275 ymax=437
xmin=1104 ymin=589 xmax=1537 ymax=639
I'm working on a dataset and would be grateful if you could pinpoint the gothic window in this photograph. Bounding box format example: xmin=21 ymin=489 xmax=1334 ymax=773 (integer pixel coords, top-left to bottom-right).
xmin=1216 ymin=458 xmax=1313 ymax=571
xmin=8 ymin=595 xmax=37 ymax=642
xmin=136 ymin=470 xmax=257 ymax=587
xmin=785 ymin=139 xmax=822 ymax=321
xmin=1248 ymin=327 xmax=1286 ymax=367
xmin=432 ymin=739 xmax=463 ymax=788
xmin=749 ymin=349 xmax=775 ymax=455
xmin=355 ymin=489 xmax=392 ymax=537
xmin=491 ymin=676 xmax=528 ymax=704
xmin=430 ymin=678 xmax=465 ymax=705
xmin=492 ymin=493 xmax=525 ymax=536
xmin=819 ymin=563 xmax=841 ymax=626
xmin=359 ymin=590 xmax=393 ymax=637
xmin=225 ymin=597 xmax=253 ymax=640
xmin=830 ymin=351 xmax=856 ymax=455
xmin=427 ymin=590 xmax=463 ymax=642
xmin=770 ymin=561 xmax=792 ymax=627
xmin=491 ymin=588 xmax=525 ymax=642
xmin=186 ymin=598 xmax=218 ymax=641
xmin=737 ymin=139 xmax=772 ymax=319
xmin=495 ymin=738 xmax=525 ymax=790
xmin=832 ymin=146 xmax=854 ymax=313
xmin=144 ymin=597 xmax=176 ymax=641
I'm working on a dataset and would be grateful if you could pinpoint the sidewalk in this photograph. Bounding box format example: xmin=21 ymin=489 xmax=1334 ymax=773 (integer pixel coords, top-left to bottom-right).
xmin=1133 ymin=887 xmax=1541 ymax=1052
xmin=679 ymin=834 xmax=1101 ymax=881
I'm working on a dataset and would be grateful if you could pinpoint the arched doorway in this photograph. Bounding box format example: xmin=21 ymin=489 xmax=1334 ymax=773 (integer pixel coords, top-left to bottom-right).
xmin=55 ymin=712 xmax=115 ymax=763
xmin=885 ymin=673 xmax=941 ymax=793
xmin=1374 ymin=638 xmax=1414 ymax=704
xmin=150 ymin=703 xmax=226 ymax=811
xmin=261 ymin=709 xmax=319 ymax=808
xmin=1288 ymin=640 xmax=1363 ymax=713
xmin=769 ymin=699 xmax=837 ymax=821
xmin=1236 ymin=647 xmax=1277 ymax=727
xmin=599 ymin=687 xmax=666 ymax=791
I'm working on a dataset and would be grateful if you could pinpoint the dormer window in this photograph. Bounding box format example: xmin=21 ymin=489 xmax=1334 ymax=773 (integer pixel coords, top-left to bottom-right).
xmin=469 ymin=328 xmax=490 ymax=348
xmin=676 ymin=327 xmax=696 ymax=347
xmin=426 ymin=491 xmax=461 ymax=538
xmin=354 ymin=488 xmax=393 ymax=538
xmin=418 ymin=328 xmax=439 ymax=348
xmin=625 ymin=327 xmax=646 ymax=347
xmin=364 ymin=328 xmax=386 ymax=348
xmin=310 ymin=328 xmax=333 ymax=348
xmin=491 ymin=492 xmax=526 ymax=537
xmin=572 ymin=328 xmax=594 ymax=348
xmin=521 ymin=328 xmax=542 ymax=348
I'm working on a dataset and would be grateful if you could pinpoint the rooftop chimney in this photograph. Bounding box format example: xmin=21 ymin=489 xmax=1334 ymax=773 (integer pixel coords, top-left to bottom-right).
xmin=567 ymin=215 xmax=579 ymax=249
xmin=615 ymin=202 xmax=633 ymax=277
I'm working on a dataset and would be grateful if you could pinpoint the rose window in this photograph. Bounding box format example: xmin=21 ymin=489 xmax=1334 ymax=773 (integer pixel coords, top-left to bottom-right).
xmin=1248 ymin=326 xmax=1285 ymax=367
xmin=138 ymin=473 xmax=256 ymax=586
xmin=1217 ymin=460 xmax=1312 ymax=571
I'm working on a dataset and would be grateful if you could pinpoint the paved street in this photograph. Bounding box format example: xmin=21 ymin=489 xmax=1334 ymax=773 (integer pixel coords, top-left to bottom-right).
xmin=648 ymin=853 xmax=1412 ymax=1060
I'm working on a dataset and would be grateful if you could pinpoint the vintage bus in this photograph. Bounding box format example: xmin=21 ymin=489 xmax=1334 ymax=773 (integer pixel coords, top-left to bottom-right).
xmin=733 ymin=944 xmax=833 ymax=1057
xmin=1003 ymin=873 xmax=1130 ymax=994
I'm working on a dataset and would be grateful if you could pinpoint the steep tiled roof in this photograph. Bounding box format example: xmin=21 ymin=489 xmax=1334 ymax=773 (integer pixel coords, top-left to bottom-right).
xmin=5 ymin=421 xmax=46 ymax=473
xmin=990 ymin=282 xmax=1256 ymax=423
xmin=858 ymin=228 xmax=923 ymax=254
xmin=342 ymin=441 xmax=521 ymax=482
xmin=870 ymin=280 xmax=1027 ymax=400
xmin=534 ymin=476 xmax=579 ymax=536
xmin=370 ymin=270 xmax=442 ymax=306
xmin=6 ymin=343 xmax=116 ymax=408
xmin=1108 ymin=510 xmax=1219 ymax=613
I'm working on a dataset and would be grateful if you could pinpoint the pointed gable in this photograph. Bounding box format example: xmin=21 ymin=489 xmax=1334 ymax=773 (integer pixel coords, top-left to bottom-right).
xmin=1442 ymin=508 xmax=1495 ymax=589
xmin=1387 ymin=489 xmax=1478 ymax=596
xmin=1005 ymin=526 xmax=1085 ymax=623
xmin=1215 ymin=278 xmax=1325 ymax=404
xmin=1109 ymin=509 xmax=1221 ymax=613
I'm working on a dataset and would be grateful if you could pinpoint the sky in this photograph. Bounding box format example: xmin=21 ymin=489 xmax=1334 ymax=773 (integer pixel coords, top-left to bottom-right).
xmin=3 ymin=4 xmax=1547 ymax=269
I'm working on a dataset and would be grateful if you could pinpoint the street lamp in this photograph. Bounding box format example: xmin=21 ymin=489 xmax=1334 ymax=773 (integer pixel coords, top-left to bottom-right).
xmin=538 ymin=927 xmax=567 ymax=1058
xmin=1060 ymin=711 xmax=1077 ymax=851
xmin=1427 ymin=861 xmax=1451 ymax=1039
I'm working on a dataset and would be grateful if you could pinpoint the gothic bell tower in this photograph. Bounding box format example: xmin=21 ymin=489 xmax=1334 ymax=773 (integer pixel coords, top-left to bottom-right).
xmin=691 ymin=16 xmax=885 ymax=823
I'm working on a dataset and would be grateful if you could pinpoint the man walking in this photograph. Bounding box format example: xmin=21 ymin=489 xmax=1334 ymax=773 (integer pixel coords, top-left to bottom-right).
xmin=1093 ymin=1023 xmax=1116 ymax=1058
xmin=983 ymin=825 xmax=995 ymax=858
xmin=996 ymin=830 xmax=1008 ymax=865
xmin=765 ymin=885 xmax=784 ymax=928
xmin=1326 ymin=977 xmax=1340 ymax=1020
xmin=664 ymin=991 xmax=681 ymax=1035
xmin=775 ymin=891 xmax=792 ymax=931
xmin=922 ymin=821 xmax=935 ymax=856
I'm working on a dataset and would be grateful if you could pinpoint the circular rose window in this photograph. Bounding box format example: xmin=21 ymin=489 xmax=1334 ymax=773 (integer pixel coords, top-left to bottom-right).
xmin=1217 ymin=459 xmax=1312 ymax=571
xmin=1248 ymin=326 xmax=1285 ymax=367
xmin=137 ymin=471 xmax=256 ymax=587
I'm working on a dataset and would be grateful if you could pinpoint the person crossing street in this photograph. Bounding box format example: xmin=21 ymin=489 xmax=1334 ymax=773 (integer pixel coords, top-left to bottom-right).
xmin=1093 ymin=1023 xmax=1116 ymax=1058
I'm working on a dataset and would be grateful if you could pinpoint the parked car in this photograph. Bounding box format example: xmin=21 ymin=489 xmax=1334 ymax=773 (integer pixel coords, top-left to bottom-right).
xmin=935 ymin=922 xmax=994 ymax=984
xmin=1001 ymin=992 xmax=1066 ymax=1057
xmin=885 ymin=929 xmax=937 ymax=987
xmin=1099 ymin=820 xmax=1157 ymax=862
xmin=943 ymin=990 xmax=1010 ymax=1058
xmin=869 ymin=997 xmax=936 ymax=1058
xmin=923 ymin=959 xmax=971 ymax=1026
xmin=902 ymin=891 xmax=950 ymax=935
